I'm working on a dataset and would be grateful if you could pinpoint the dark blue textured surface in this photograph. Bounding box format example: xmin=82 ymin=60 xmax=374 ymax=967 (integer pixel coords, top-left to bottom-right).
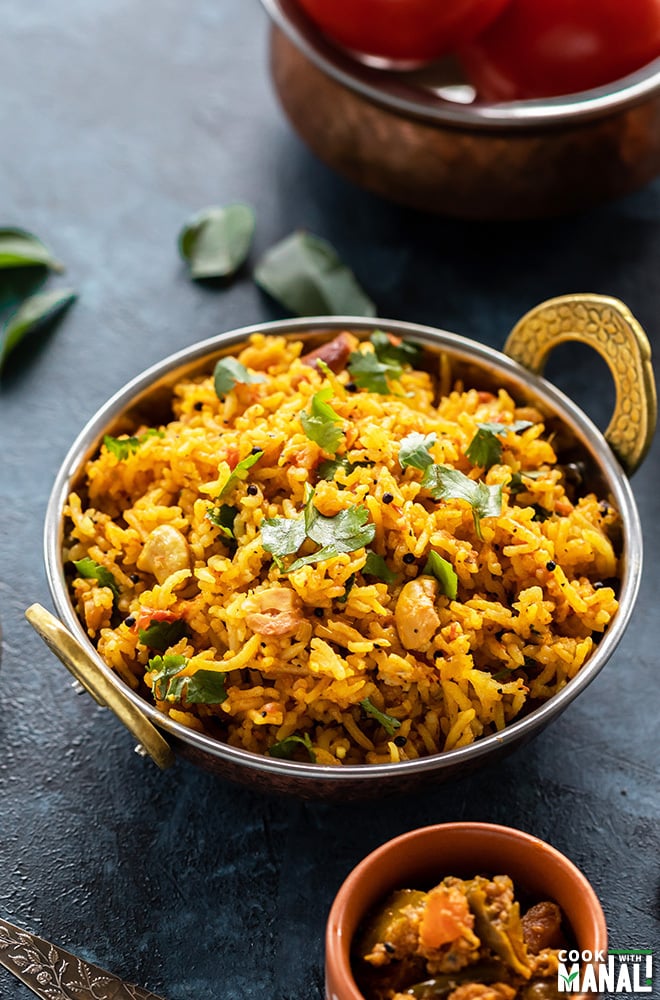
xmin=1 ymin=2 xmax=659 ymax=998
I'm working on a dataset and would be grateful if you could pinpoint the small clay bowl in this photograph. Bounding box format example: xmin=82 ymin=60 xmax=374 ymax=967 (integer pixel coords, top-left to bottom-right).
xmin=325 ymin=822 xmax=607 ymax=1000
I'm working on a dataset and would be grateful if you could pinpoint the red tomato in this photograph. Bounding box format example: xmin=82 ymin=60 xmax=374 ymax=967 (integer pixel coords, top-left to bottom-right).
xmin=295 ymin=0 xmax=513 ymax=64
xmin=460 ymin=0 xmax=660 ymax=101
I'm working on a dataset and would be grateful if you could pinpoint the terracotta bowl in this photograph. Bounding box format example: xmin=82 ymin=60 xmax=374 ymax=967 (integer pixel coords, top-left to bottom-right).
xmin=28 ymin=294 xmax=655 ymax=799
xmin=261 ymin=0 xmax=660 ymax=219
xmin=325 ymin=822 xmax=607 ymax=1000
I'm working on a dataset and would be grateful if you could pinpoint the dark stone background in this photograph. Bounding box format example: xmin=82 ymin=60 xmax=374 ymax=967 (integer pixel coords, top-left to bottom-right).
xmin=0 ymin=2 xmax=658 ymax=998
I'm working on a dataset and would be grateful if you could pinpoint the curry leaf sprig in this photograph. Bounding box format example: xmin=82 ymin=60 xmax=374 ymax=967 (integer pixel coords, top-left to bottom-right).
xmin=261 ymin=488 xmax=375 ymax=574
xmin=466 ymin=420 xmax=533 ymax=471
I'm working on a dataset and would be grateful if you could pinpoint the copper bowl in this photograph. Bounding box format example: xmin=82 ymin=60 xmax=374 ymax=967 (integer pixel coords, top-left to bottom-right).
xmin=261 ymin=0 xmax=660 ymax=219
xmin=325 ymin=822 xmax=608 ymax=1000
xmin=29 ymin=294 xmax=656 ymax=798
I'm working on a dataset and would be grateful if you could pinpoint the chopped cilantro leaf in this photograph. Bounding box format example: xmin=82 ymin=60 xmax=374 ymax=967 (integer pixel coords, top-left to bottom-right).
xmin=423 ymin=550 xmax=458 ymax=600
xmin=149 ymin=653 xmax=187 ymax=700
xmin=347 ymin=349 xmax=402 ymax=395
xmin=399 ymin=431 xmax=437 ymax=471
xmin=149 ymin=654 xmax=226 ymax=704
xmin=508 ymin=469 xmax=544 ymax=496
xmin=72 ymin=557 xmax=120 ymax=601
xmin=360 ymin=697 xmax=401 ymax=736
xmin=300 ymin=385 xmax=344 ymax=454
xmin=268 ymin=732 xmax=316 ymax=763
xmin=317 ymin=457 xmax=372 ymax=483
xmin=219 ymin=450 xmax=263 ymax=498
xmin=103 ymin=429 xmax=163 ymax=461
xmin=306 ymin=501 xmax=375 ymax=553
xmin=206 ymin=503 xmax=238 ymax=538
xmin=286 ymin=545 xmax=340 ymax=573
xmin=213 ymin=357 xmax=265 ymax=398
xmin=363 ymin=550 xmax=397 ymax=584
xmin=336 ymin=573 xmax=356 ymax=604
xmin=138 ymin=618 xmax=188 ymax=652
xmin=466 ymin=420 xmax=533 ymax=470
xmin=172 ymin=669 xmax=227 ymax=704
xmin=317 ymin=456 xmax=353 ymax=481
xmin=261 ymin=516 xmax=307 ymax=567
xmin=421 ymin=464 xmax=502 ymax=541
xmin=370 ymin=330 xmax=422 ymax=368
xmin=261 ymin=491 xmax=375 ymax=573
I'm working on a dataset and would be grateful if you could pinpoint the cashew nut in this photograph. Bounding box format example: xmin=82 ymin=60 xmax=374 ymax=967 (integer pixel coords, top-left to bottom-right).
xmin=245 ymin=587 xmax=303 ymax=636
xmin=395 ymin=577 xmax=440 ymax=650
xmin=137 ymin=525 xmax=191 ymax=584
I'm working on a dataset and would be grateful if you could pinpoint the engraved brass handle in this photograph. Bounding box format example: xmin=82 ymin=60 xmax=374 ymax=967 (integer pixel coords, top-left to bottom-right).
xmin=25 ymin=604 xmax=175 ymax=770
xmin=504 ymin=293 xmax=657 ymax=475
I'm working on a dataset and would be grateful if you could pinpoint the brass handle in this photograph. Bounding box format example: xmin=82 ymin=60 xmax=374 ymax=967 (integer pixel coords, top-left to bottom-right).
xmin=504 ymin=293 xmax=657 ymax=476
xmin=25 ymin=603 xmax=175 ymax=770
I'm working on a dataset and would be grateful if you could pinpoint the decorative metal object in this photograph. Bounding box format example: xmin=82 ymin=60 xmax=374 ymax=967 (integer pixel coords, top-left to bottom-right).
xmin=0 ymin=918 xmax=166 ymax=1000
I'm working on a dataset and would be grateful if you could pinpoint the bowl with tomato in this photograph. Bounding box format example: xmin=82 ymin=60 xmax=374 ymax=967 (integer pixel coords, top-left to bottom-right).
xmin=261 ymin=0 xmax=660 ymax=218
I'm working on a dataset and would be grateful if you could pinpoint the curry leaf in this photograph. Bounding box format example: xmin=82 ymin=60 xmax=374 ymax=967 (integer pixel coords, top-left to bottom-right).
xmin=72 ymin=557 xmax=120 ymax=600
xmin=301 ymin=385 xmax=344 ymax=454
xmin=138 ymin=618 xmax=188 ymax=652
xmin=0 ymin=288 xmax=76 ymax=373
xmin=213 ymin=356 xmax=266 ymax=398
xmin=254 ymin=231 xmax=376 ymax=317
xmin=178 ymin=203 xmax=255 ymax=280
xmin=466 ymin=420 xmax=533 ymax=470
xmin=399 ymin=432 xmax=437 ymax=471
xmin=0 ymin=228 xmax=64 ymax=271
xmin=219 ymin=450 xmax=263 ymax=498
xmin=423 ymin=550 xmax=458 ymax=600
xmin=268 ymin=732 xmax=316 ymax=762
xmin=421 ymin=464 xmax=502 ymax=541
xmin=360 ymin=697 xmax=401 ymax=735
xmin=363 ymin=550 xmax=397 ymax=584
